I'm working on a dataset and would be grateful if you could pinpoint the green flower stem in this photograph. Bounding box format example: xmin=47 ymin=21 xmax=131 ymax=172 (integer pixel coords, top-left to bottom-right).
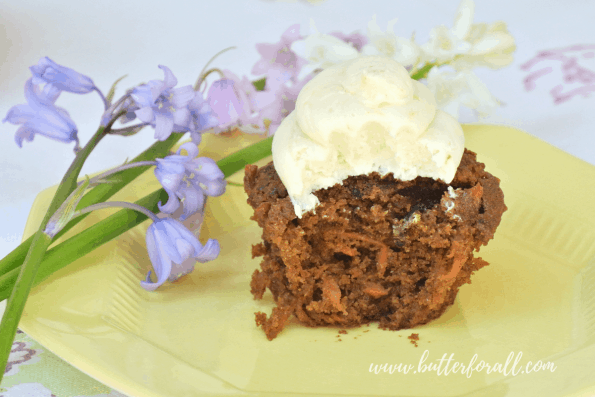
xmin=0 ymin=136 xmax=273 ymax=302
xmin=410 ymin=63 xmax=436 ymax=81
xmin=74 ymin=201 xmax=161 ymax=222
xmin=0 ymin=123 xmax=111 ymax=385
xmin=216 ymin=136 xmax=272 ymax=176
xmin=0 ymin=268 xmax=18 ymax=301
xmin=252 ymin=77 xmax=266 ymax=91
xmin=0 ymin=132 xmax=183 ymax=280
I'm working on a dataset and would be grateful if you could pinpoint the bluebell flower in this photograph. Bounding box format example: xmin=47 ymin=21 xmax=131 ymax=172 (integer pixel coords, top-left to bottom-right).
xmin=3 ymin=79 xmax=78 ymax=147
xmin=187 ymin=92 xmax=218 ymax=144
xmin=141 ymin=217 xmax=220 ymax=291
xmin=155 ymin=142 xmax=226 ymax=220
xmin=100 ymin=94 xmax=138 ymax=128
xmin=30 ymin=57 xmax=96 ymax=94
xmin=206 ymin=78 xmax=255 ymax=132
xmin=131 ymin=65 xmax=194 ymax=141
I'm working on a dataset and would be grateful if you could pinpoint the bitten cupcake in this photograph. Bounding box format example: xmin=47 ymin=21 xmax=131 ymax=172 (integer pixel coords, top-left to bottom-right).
xmin=244 ymin=56 xmax=506 ymax=340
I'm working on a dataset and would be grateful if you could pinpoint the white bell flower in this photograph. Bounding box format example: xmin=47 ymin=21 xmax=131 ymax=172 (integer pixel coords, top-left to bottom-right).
xmin=291 ymin=19 xmax=359 ymax=77
xmin=422 ymin=0 xmax=474 ymax=63
xmin=452 ymin=21 xmax=516 ymax=70
xmin=361 ymin=15 xmax=421 ymax=68
xmin=426 ymin=67 xmax=500 ymax=120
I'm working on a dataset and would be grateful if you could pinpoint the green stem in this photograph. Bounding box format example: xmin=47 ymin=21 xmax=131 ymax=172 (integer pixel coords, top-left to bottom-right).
xmin=0 ymin=132 xmax=183 ymax=280
xmin=0 ymin=136 xmax=273 ymax=302
xmin=252 ymin=77 xmax=266 ymax=91
xmin=410 ymin=63 xmax=436 ymax=81
xmin=0 ymin=124 xmax=110 ymax=385
xmin=0 ymin=268 xmax=18 ymax=300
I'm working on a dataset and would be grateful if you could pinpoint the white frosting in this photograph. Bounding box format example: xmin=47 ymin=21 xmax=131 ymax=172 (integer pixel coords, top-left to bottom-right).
xmin=272 ymin=56 xmax=465 ymax=217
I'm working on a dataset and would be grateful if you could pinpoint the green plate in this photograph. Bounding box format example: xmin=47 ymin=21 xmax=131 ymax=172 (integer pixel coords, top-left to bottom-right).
xmin=18 ymin=126 xmax=595 ymax=397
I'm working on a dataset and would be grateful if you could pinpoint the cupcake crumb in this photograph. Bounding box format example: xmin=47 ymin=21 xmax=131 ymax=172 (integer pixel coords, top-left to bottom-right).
xmin=408 ymin=333 xmax=419 ymax=347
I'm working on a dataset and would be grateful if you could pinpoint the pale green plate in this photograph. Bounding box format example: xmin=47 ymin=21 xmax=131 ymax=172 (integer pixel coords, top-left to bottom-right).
xmin=19 ymin=126 xmax=595 ymax=397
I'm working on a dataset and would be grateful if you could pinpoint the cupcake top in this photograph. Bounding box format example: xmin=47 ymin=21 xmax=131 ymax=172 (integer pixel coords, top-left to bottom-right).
xmin=272 ymin=56 xmax=465 ymax=217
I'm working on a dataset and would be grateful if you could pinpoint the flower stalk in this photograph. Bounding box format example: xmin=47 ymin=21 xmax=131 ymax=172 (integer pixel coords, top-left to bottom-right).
xmin=0 ymin=2 xmax=516 ymax=380
xmin=0 ymin=136 xmax=272 ymax=302
xmin=0 ymin=132 xmax=184 ymax=279
xmin=0 ymin=121 xmax=113 ymax=385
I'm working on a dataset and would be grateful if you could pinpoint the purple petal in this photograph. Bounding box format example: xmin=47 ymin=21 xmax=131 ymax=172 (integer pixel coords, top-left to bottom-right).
xmin=171 ymin=86 xmax=195 ymax=108
xmin=3 ymin=104 xmax=35 ymax=124
xmin=190 ymin=131 xmax=202 ymax=145
xmin=265 ymin=69 xmax=291 ymax=90
xmin=23 ymin=79 xmax=45 ymax=108
xmin=255 ymin=42 xmax=279 ymax=59
xmin=189 ymin=157 xmax=225 ymax=180
xmin=159 ymin=65 xmax=178 ymax=89
xmin=268 ymin=123 xmax=281 ymax=135
xmin=207 ymin=79 xmax=242 ymax=127
xmin=178 ymin=184 xmax=205 ymax=221
xmin=30 ymin=57 xmax=96 ymax=94
xmin=173 ymin=238 xmax=195 ymax=263
xmin=14 ymin=125 xmax=35 ymax=147
xmin=177 ymin=142 xmax=199 ymax=159
xmin=196 ymin=239 xmax=220 ymax=262
xmin=154 ymin=159 xmax=185 ymax=190
xmin=252 ymin=90 xmax=277 ymax=110
xmin=141 ymin=224 xmax=173 ymax=291
xmin=131 ymin=85 xmax=156 ymax=108
xmin=147 ymin=80 xmax=165 ymax=103
xmin=169 ymin=260 xmax=196 ymax=282
xmin=281 ymin=24 xmax=302 ymax=43
xmin=156 ymin=220 xmax=185 ymax=264
xmin=8 ymin=79 xmax=78 ymax=146
xmin=154 ymin=112 xmax=174 ymax=140
xmin=172 ymin=107 xmax=190 ymax=129
xmin=251 ymin=59 xmax=275 ymax=76
xmin=188 ymin=92 xmax=219 ymax=133
xmin=141 ymin=216 xmax=218 ymax=291
xmin=163 ymin=218 xmax=203 ymax=257
xmin=193 ymin=177 xmax=226 ymax=197
xmin=41 ymin=83 xmax=61 ymax=103
xmin=35 ymin=107 xmax=77 ymax=141
xmin=157 ymin=190 xmax=181 ymax=215
xmin=135 ymin=107 xmax=154 ymax=123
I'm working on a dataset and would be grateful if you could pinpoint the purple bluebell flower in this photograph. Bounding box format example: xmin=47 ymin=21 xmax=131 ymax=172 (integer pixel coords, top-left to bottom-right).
xmin=254 ymin=69 xmax=312 ymax=134
xmin=3 ymin=79 xmax=78 ymax=147
xmin=141 ymin=217 xmax=220 ymax=291
xmin=206 ymin=77 xmax=256 ymax=132
xmin=100 ymin=93 xmax=138 ymax=127
xmin=329 ymin=30 xmax=369 ymax=52
xmin=187 ymin=91 xmax=219 ymax=144
xmin=221 ymin=69 xmax=280 ymax=131
xmin=252 ymin=24 xmax=308 ymax=81
xmin=154 ymin=142 xmax=226 ymax=220
xmin=118 ymin=96 xmax=139 ymax=124
xmin=30 ymin=57 xmax=96 ymax=94
xmin=131 ymin=65 xmax=194 ymax=141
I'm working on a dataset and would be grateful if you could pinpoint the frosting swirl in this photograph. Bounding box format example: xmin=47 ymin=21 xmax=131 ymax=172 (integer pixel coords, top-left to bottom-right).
xmin=272 ymin=56 xmax=465 ymax=217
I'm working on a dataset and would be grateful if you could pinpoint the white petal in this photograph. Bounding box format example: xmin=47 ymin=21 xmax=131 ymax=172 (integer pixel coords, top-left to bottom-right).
xmin=452 ymin=0 xmax=475 ymax=40
xmin=367 ymin=15 xmax=383 ymax=37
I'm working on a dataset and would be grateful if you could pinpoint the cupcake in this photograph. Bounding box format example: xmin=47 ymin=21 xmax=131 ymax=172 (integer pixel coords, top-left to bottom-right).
xmin=244 ymin=56 xmax=506 ymax=340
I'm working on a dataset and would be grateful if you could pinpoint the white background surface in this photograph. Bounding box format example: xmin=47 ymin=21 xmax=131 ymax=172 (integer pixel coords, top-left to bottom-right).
xmin=1 ymin=0 xmax=594 ymax=258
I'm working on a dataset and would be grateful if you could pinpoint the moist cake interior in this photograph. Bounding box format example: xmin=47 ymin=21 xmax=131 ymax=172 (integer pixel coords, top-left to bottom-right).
xmin=244 ymin=149 xmax=506 ymax=340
